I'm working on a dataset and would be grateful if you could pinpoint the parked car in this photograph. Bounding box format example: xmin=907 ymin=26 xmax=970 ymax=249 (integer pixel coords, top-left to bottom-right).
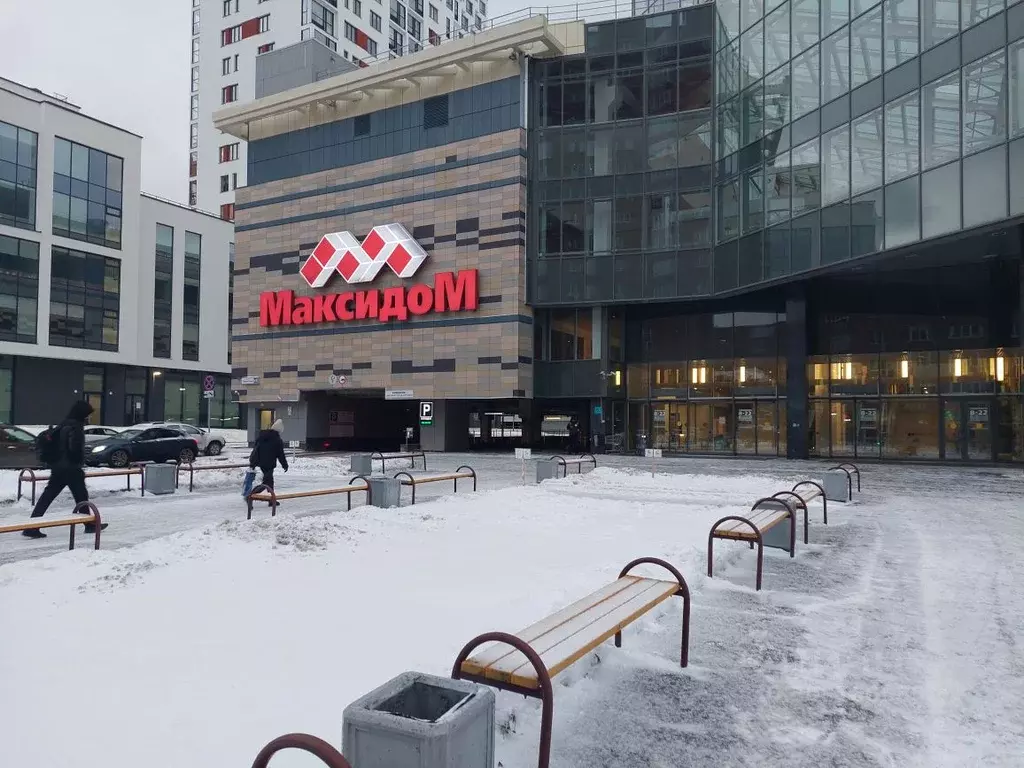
xmin=0 ymin=424 xmax=39 ymax=469
xmin=87 ymin=427 xmax=199 ymax=468
xmin=131 ymin=421 xmax=227 ymax=456
xmin=84 ymin=426 xmax=123 ymax=442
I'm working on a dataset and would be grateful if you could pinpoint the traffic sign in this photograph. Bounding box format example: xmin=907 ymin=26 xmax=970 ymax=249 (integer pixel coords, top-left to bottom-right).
xmin=419 ymin=401 xmax=434 ymax=424
xmin=203 ymin=374 xmax=215 ymax=392
xmin=203 ymin=390 xmax=215 ymax=399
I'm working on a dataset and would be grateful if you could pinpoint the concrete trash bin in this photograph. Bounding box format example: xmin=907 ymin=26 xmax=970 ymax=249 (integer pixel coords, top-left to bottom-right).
xmin=342 ymin=671 xmax=495 ymax=768
xmin=145 ymin=463 xmax=177 ymax=495
xmin=535 ymin=459 xmax=559 ymax=483
xmin=350 ymin=454 xmax=373 ymax=475
xmin=367 ymin=476 xmax=401 ymax=508
xmin=822 ymin=472 xmax=849 ymax=502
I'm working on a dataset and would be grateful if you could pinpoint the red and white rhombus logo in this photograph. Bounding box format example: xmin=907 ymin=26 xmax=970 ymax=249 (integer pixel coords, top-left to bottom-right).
xmin=299 ymin=223 xmax=428 ymax=288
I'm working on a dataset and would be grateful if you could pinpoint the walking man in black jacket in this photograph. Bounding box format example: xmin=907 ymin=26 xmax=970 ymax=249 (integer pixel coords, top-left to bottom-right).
xmin=250 ymin=419 xmax=289 ymax=490
xmin=24 ymin=400 xmax=105 ymax=538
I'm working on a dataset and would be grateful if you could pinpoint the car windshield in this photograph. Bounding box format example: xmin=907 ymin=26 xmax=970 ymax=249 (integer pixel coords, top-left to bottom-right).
xmin=3 ymin=426 xmax=35 ymax=443
xmin=119 ymin=429 xmax=143 ymax=440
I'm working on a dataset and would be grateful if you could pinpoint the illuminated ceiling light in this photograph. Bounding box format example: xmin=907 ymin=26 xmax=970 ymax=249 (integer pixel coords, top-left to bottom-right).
xmin=900 ymin=358 xmax=910 ymax=379
xmin=996 ymin=355 xmax=1005 ymax=382
xmin=954 ymin=357 xmax=963 ymax=378
xmin=691 ymin=367 xmax=698 ymax=384
xmin=614 ymin=370 xmax=621 ymax=386
xmin=739 ymin=364 xmax=747 ymax=383
xmin=844 ymin=361 xmax=853 ymax=380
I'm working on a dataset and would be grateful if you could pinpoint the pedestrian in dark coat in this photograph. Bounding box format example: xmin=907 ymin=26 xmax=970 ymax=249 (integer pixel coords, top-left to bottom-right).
xmin=250 ymin=419 xmax=289 ymax=489
xmin=24 ymin=400 xmax=101 ymax=538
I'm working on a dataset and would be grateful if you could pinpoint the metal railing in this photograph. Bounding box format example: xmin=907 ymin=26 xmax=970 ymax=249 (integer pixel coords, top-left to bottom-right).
xmin=327 ymin=0 xmax=713 ymax=69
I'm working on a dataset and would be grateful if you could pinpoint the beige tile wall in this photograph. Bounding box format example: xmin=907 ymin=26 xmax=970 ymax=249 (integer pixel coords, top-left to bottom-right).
xmin=232 ymin=128 xmax=532 ymax=403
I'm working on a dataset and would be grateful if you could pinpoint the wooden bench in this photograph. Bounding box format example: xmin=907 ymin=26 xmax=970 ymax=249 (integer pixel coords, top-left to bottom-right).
xmin=251 ymin=733 xmax=352 ymax=768
xmin=17 ymin=466 xmax=144 ymax=504
xmin=393 ymin=465 xmax=476 ymax=505
xmin=0 ymin=501 xmax=104 ymax=550
xmin=451 ymin=557 xmax=690 ymax=768
xmin=370 ymin=450 xmax=426 ymax=473
xmin=177 ymin=461 xmax=251 ymax=492
xmin=548 ymin=453 xmax=597 ymax=478
xmin=829 ymin=462 xmax=861 ymax=500
xmin=245 ymin=475 xmax=371 ymax=520
xmin=708 ymin=497 xmax=797 ymax=591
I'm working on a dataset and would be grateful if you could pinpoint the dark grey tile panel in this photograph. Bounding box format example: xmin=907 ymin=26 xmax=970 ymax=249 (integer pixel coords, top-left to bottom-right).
xmin=236 ymin=178 xmax=523 ymax=233
xmin=232 ymin=313 xmax=533 ymax=342
xmin=238 ymin=148 xmax=526 ymax=211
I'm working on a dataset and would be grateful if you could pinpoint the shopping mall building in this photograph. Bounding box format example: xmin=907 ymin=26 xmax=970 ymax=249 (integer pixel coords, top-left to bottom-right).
xmin=215 ymin=0 xmax=1024 ymax=462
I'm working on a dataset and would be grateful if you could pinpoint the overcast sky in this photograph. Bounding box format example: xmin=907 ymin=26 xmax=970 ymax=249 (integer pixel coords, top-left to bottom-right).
xmin=2 ymin=0 xmax=523 ymax=209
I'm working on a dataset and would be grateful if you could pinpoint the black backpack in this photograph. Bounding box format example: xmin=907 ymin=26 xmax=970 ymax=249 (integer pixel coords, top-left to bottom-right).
xmin=35 ymin=425 xmax=63 ymax=465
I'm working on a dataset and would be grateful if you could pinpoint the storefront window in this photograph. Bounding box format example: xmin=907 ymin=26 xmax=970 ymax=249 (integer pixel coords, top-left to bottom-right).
xmin=829 ymin=354 xmax=876 ymax=395
xmin=808 ymin=399 xmax=830 ymax=456
xmin=627 ymin=364 xmax=650 ymax=398
xmin=736 ymin=402 xmax=756 ymax=453
xmin=830 ymin=400 xmax=857 ymax=456
xmin=651 ymin=364 xmax=687 ymax=397
xmin=881 ymin=398 xmax=940 ymax=458
xmin=736 ymin=357 xmax=777 ymax=395
xmin=879 ymin=351 xmax=939 ymax=395
xmin=995 ymin=397 xmax=1024 ymax=462
xmin=808 ymin=356 xmax=829 ymax=396
xmin=941 ymin=350 xmax=1000 ymax=393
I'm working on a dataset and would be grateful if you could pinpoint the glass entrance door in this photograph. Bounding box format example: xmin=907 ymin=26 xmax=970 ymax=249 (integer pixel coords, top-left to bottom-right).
xmin=942 ymin=399 xmax=994 ymax=461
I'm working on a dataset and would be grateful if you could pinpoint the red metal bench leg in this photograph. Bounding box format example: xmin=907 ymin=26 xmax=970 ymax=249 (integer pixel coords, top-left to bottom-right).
xmin=755 ymin=538 xmax=764 ymax=590
xmin=451 ymin=632 xmax=553 ymax=768
xmin=615 ymin=557 xmax=691 ymax=667
xmin=251 ymin=733 xmax=352 ymax=768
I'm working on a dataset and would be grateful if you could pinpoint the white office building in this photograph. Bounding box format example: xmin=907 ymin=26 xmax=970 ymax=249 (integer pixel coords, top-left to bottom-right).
xmin=0 ymin=77 xmax=237 ymax=428
xmin=189 ymin=0 xmax=488 ymax=218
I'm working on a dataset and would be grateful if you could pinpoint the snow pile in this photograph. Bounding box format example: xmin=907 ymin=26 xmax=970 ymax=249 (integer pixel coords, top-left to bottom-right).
xmin=2 ymin=461 xmax=1023 ymax=767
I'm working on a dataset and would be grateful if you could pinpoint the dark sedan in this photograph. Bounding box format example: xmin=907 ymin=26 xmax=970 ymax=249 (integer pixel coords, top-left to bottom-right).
xmin=86 ymin=427 xmax=199 ymax=468
xmin=0 ymin=424 xmax=39 ymax=469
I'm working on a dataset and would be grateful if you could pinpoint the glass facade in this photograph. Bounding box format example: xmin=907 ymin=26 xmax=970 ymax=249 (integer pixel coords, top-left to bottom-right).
xmin=0 ymin=119 xmax=37 ymax=230
xmin=183 ymin=231 xmax=201 ymax=361
xmin=714 ymin=0 xmax=1024 ymax=287
xmin=0 ymin=234 xmax=39 ymax=345
xmin=52 ymin=137 xmax=123 ymax=249
xmin=154 ymin=224 xmax=174 ymax=359
xmin=528 ymin=7 xmax=716 ymax=303
xmin=49 ymin=245 xmax=121 ymax=351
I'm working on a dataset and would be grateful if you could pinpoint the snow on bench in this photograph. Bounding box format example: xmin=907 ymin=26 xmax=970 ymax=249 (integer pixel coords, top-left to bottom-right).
xmin=548 ymin=453 xmax=597 ymax=478
xmin=245 ymin=475 xmax=371 ymax=519
xmin=452 ymin=557 xmax=690 ymax=768
xmin=392 ymin=465 xmax=476 ymax=504
xmin=708 ymin=497 xmax=798 ymax=591
xmin=369 ymin=450 xmax=426 ymax=473
xmin=0 ymin=501 xmax=103 ymax=550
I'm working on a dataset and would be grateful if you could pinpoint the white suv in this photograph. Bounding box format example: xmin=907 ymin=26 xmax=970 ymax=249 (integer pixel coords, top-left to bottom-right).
xmin=131 ymin=422 xmax=227 ymax=456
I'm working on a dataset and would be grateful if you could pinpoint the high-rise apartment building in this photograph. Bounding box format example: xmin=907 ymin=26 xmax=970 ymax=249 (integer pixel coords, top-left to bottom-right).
xmin=189 ymin=0 xmax=489 ymax=220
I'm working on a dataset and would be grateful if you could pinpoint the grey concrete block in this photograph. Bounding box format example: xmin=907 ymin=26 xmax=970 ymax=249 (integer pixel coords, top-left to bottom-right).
xmin=342 ymin=671 xmax=495 ymax=768
xmin=144 ymin=463 xmax=177 ymax=495
xmin=535 ymin=459 xmax=559 ymax=483
xmin=823 ymin=472 xmax=849 ymax=502
xmin=367 ymin=476 xmax=401 ymax=508
xmin=350 ymin=454 xmax=373 ymax=475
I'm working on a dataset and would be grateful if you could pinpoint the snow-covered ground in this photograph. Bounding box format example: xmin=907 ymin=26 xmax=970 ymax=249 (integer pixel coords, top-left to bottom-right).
xmin=1 ymin=455 xmax=1022 ymax=768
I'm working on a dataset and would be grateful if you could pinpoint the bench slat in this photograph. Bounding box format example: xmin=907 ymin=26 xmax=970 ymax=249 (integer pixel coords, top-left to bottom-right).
xmin=249 ymin=484 xmax=366 ymax=502
xmin=463 ymin=577 xmax=642 ymax=670
xmin=463 ymin=577 xmax=678 ymax=689
xmin=0 ymin=515 xmax=96 ymax=533
xmin=400 ymin=472 xmax=473 ymax=484
xmin=715 ymin=510 xmax=790 ymax=538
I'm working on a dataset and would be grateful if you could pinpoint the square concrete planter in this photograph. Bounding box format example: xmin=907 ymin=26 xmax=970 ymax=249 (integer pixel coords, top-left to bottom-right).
xmin=342 ymin=671 xmax=495 ymax=768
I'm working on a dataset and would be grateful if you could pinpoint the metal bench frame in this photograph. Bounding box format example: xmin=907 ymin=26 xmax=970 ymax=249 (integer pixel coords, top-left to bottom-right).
xmin=708 ymin=497 xmax=797 ymax=591
xmin=769 ymin=480 xmax=826 ymax=545
xmin=177 ymin=461 xmax=251 ymax=492
xmin=451 ymin=557 xmax=690 ymax=768
xmin=251 ymin=733 xmax=352 ymax=768
xmin=17 ymin=465 xmax=145 ymax=504
xmin=245 ymin=475 xmax=371 ymax=519
xmin=0 ymin=500 xmax=103 ymax=551
xmin=370 ymin=450 xmax=426 ymax=474
xmin=393 ymin=465 xmax=476 ymax=505
xmin=829 ymin=462 xmax=861 ymax=500
xmin=548 ymin=453 xmax=597 ymax=478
